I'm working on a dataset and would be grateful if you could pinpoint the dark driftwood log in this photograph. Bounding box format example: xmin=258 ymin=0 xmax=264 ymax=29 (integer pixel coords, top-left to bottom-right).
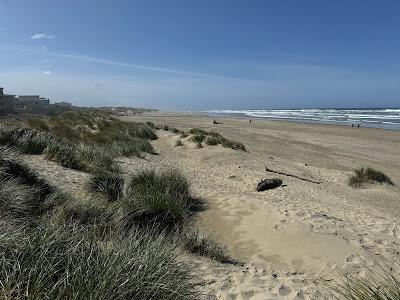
xmin=257 ymin=178 xmax=283 ymax=191
xmin=265 ymin=167 xmax=322 ymax=184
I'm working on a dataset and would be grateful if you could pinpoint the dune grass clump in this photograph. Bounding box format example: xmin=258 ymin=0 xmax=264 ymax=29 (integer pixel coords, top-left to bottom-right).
xmin=190 ymin=133 xmax=206 ymax=145
xmin=49 ymin=112 xmax=157 ymax=143
xmin=25 ymin=111 xmax=157 ymax=156
xmin=181 ymin=229 xmax=227 ymax=262
xmin=44 ymin=141 xmax=120 ymax=174
xmin=175 ymin=139 xmax=184 ymax=147
xmin=88 ymin=171 xmax=125 ymax=202
xmin=205 ymin=136 xmax=219 ymax=146
xmin=0 ymin=224 xmax=199 ymax=300
xmin=145 ymin=121 xmax=156 ymax=129
xmin=156 ymin=124 xmax=186 ymax=135
xmin=121 ymin=170 xmax=191 ymax=228
xmin=188 ymin=128 xmax=247 ymax=151
xmin=349 ymin=167 xmax=394 ymax=187
xmin=0 ymin=124 xmax=57 ymax=155
xmin=25 ymin=118 xmax=50 ymax=131
xmin=0 ymin=147 xmax=65 ymax=224
xmin=327 ymin=261 xmax=400 ymax=300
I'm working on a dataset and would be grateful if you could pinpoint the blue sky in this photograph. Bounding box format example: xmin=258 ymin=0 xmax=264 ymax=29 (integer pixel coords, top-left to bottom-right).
xmin=0 ymin=0 xmax=399 ymax=109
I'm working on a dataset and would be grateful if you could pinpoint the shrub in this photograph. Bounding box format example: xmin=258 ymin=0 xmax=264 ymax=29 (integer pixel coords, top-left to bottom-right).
xmin=349 ymin=167 xmax=394 ymax=187
xmin=175 ymin=140 xmax=184 ymax=147
xmin=121 ymin=170 xmax=191 ymax=227
xmin=88 ymin=171 xmax=124 ymax=202
xmin=180 ymin=132 xmax=189 ymax=138
xmin=0 ymin=224 xmax=199 ymax=300
xmin=162 ymin=125 xmax=170 ymax=131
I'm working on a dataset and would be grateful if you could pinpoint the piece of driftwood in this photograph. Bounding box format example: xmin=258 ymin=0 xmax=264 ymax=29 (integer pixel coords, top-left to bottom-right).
xmin=257 ymin=178 xmax=283 ymax=191
xmin=265 ymin=167 xmax=322 ymax=184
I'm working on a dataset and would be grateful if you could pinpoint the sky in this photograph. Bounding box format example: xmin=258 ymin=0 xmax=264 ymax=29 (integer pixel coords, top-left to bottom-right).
xmin=0 ymin=0 xmax=400 ymax=110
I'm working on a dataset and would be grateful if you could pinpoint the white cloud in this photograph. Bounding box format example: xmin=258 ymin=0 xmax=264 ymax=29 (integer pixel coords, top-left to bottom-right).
xmin=43 ymin=70 xmax=52 ymax=75
xmin=31 ymin=33 xmax=55 ymax=40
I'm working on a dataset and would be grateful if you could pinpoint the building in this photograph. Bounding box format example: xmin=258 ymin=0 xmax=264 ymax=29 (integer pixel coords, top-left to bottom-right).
xmin=17 ymin=95 xmax=50 ymax=114
xmin=0 ymin=87 xmax=16 ymax=115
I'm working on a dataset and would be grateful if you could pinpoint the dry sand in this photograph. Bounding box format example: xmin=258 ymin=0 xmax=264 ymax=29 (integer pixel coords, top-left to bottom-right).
xmin=25 ymin=112 xmax=400 ymax=299
xmin=122 ymin=112 xmax=400 ymax=299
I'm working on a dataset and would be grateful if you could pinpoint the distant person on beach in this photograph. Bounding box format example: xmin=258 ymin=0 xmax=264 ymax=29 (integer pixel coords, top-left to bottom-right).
xmin=352 ymin=124 xmax=354 ymax=128
xmin=358 ymin=124 xmax=360 ymax=128
xmin=249 ymin=119 xmax=252 ymax=123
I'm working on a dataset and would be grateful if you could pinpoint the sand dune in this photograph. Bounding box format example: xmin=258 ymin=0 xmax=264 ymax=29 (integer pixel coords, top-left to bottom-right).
xmin=24 ymin=113 xmax=400 ymax=299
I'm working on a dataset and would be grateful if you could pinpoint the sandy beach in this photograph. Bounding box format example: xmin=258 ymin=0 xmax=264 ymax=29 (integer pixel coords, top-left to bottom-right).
xmin=20 ymin=111 xmax=400 ymax=299
xmin=118 ymin=112 xmax=400 ymax=299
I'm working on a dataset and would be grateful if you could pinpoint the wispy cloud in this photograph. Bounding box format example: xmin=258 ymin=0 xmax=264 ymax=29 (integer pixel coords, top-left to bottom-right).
xmin=43 ymin=70 xmax=52 ymax=75
xmin=31 ymin=33 xmax=55 ymax=40
xmin=0 ymin=43 xmax=251 ymax=82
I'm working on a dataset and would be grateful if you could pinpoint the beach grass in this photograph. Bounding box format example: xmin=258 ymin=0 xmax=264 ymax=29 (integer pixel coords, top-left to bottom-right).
xmin=87 ymin=171 xmax=125 ymax=202
xmin=0 ymin=223 xmax=199 ymax=300
xmin=0 ymin=112 xmax=157 ymax=174
xmin=181 ymin=229 xmax=227 ymax=262
xmin=349 ymin=167 xmax=394 ymax=187
xmin=175 ymin=139 xmax=184 ymax=146
xmin=327 ymin=261 xmax=400 ymax=300
xmin=188 ymin=128 xmax=247 ymax=151
xmin=121 ymin=169 xmax=191 ymax=228
xmin=0 ymin=147 xmax=206 ymax=299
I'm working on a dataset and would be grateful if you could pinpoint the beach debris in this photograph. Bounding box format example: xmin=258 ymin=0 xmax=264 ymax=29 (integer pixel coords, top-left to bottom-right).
xmin=257 ymin=178 xmax=282 ymax=191
xmin=265 ymin=166 xmax=322 ymax=184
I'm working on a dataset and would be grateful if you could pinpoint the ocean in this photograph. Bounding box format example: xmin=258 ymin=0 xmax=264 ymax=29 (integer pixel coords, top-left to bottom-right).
xmin=204 ymin=108 xmax=400 ymax=130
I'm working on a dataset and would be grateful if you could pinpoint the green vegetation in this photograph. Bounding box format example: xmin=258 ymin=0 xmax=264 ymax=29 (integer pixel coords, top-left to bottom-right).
xmin=122 ymin=170 xmax=191 ymax=228
xmin=88 ymin=171 xmax=125 ymax=201
xmin=327 ymin=261 xmax=400 ymax=300
xmin=349 ymin=167 xmax=394 ymax=187
xmin=0 ymin=224 xmax=198 ymax=300
xmin=190 ymin=133 xmax=206 ymax=144
xmin=0 ymin=147 xmax=65 ymax=225
xmin=175 ymin=139 xmax=184 ymax=146
xmin=188 ymin=128 xmax=247 ymax=151
xmin=0 ymin=112 xmax=157 ymax=173
xmin=205 ymin=136 xmax=219 ymax=145
xmin=0 ymin=147 xmax=230 ymax=299
xmin=0 ymin=113 xmax=232 ymax=298
xmin=181 ymin=229 xmax=227 ymax=262
xmin=159 ymin=124 xmax=186 ymax=135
